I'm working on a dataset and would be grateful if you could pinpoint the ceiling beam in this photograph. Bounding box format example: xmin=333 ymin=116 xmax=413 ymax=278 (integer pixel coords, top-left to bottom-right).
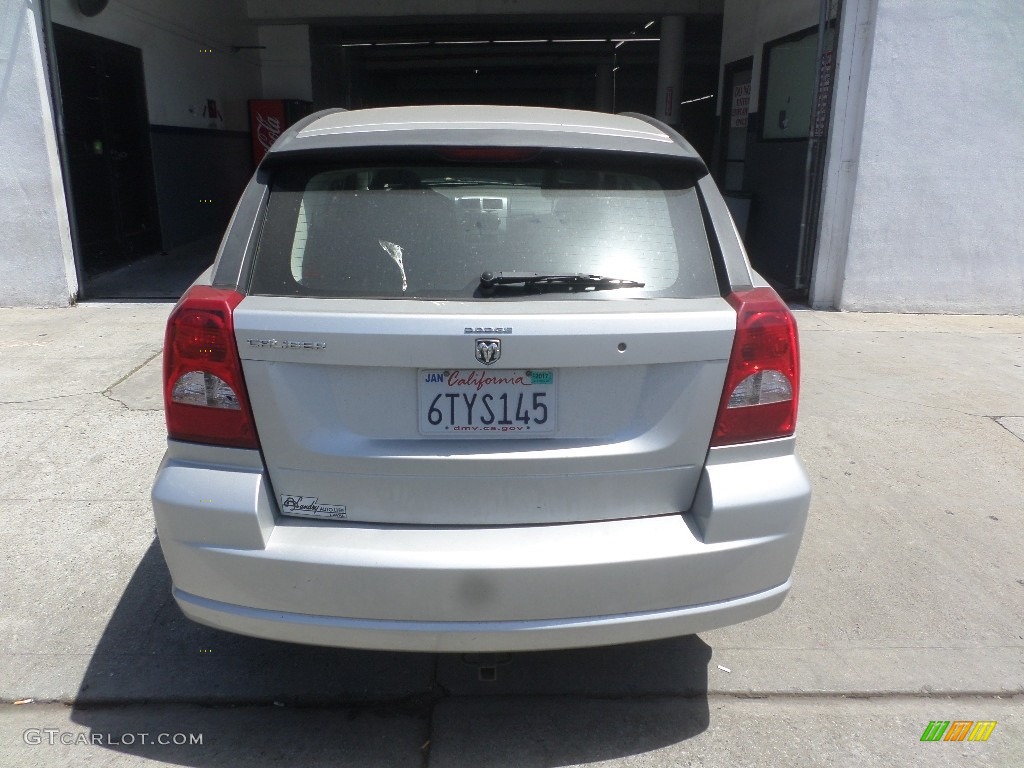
xmin=247 ymin=0 xmax=723 ymax=23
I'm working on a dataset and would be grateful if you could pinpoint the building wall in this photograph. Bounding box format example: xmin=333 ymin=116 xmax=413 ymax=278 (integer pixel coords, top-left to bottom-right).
xmin=838 ymin=0 xmax=1024 ymax=313
xmin=149 ymin=127 xmax=255 ymax=250
xmin=719 ymin=0 xmax=819 ymax=114
xmin=259 ymin=25 xmax=312 ymax=101
xmin=50 ymin=0 xmax=262 ymax=252
xmin=50 ymin=0 xmax=260 ymax=131
xmin=0 ymin=1 xmax=76 ymax=307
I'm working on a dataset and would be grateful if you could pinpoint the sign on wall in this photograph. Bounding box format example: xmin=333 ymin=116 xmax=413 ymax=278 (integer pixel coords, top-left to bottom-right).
xmin=730 ymin=82 xmax=750 ymax=128
xmin=249 ymin=100 xmax=286 ymax=166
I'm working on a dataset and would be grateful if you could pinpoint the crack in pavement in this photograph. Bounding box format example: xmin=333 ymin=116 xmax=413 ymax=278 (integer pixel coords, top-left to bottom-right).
xmin=102 ymin=350 xmax=162 ymax=395
xmin=0 ymin=351 xmax=161 ymax=407
xmin=824 ymin=384 xmax=1010 ymax=420
xmin=101 ymin=350 xmax=163 ymax=411
xmin=993 ymin=417 xmax=1024 ymax=443
xmin=0 ymin=392 xmax=105 ymax=405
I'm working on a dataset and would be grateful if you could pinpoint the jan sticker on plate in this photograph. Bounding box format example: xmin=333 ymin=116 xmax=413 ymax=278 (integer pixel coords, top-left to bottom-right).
xmin=280 ymin=495 xmax=347 ymax=520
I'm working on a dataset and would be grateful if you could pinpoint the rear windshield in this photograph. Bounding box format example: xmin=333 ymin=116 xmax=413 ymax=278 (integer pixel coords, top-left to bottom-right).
xmin=249 ymin=150 xmax=719 ymax=300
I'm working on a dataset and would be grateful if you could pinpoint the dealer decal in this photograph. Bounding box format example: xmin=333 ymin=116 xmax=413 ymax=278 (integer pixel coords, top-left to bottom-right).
xmin=280 ymin=495 xmax=347 ymax=520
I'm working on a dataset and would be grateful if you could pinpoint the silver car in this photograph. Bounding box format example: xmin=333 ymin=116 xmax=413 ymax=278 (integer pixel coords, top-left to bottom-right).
xmin=152 ymin=105 xmax=810 ymax=652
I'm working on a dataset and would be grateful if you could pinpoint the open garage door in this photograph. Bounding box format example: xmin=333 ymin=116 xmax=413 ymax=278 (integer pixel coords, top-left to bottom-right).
xmin=310 ymin=16 xmax=722 ymax=162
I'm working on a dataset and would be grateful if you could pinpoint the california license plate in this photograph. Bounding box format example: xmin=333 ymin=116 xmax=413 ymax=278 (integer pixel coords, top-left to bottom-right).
xmin=418 ymin=369 xmax=556 ymax=436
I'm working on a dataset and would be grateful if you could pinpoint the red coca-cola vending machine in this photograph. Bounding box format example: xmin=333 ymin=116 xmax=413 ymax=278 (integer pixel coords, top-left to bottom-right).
xmin=248 ymin=99 xmax=312 ymax=167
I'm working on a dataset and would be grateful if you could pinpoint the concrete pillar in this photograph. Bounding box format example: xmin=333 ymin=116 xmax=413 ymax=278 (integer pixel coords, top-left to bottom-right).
xmin=655 ymin=15 xmax=685 ymax=125
xmin=595 ymin=63 xmax=614 ymax=112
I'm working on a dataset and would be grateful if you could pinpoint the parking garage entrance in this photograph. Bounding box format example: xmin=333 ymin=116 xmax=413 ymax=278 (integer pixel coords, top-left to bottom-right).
xmin=47 ymin=6 xmax=842 ymax=306
xmin=309 ymin=16 xmax=723 ymax=163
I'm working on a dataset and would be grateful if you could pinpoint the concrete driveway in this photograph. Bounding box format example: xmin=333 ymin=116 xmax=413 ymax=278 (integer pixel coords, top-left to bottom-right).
xmin=1 ymin=304 xmax=1021 ymax=766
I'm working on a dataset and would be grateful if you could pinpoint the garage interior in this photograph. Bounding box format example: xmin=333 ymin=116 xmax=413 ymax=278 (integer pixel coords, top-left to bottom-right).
xmin=49 ymin=9 xmax=724 ymax=300
xmin=310 ymin=16 xmax=722 ymax=160
xmin=48 ymin=2 xmax=836 ymax=305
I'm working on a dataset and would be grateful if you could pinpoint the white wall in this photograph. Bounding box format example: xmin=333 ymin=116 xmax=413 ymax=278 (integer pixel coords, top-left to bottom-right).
xmin=838 ymin=0 xmax=1024 ymax=313
xmin=50 ymin=0 xmax=261 ymax=131
xmin=258 ymin=25 xmax=311 ymax=101
xmin=0 ymin=1 xmax=76 ymax=307
xmin=719 ymin=0 xmax=819 ymax=115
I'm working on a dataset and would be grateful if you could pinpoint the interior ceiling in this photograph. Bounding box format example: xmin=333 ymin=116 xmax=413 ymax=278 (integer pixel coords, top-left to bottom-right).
xmin=246 ymin=0 xmax=725 ymax=23
xmin=310 ymin=15 xmax=666 ymax=44
xmin=308 ymin=13 xmax=723 ymax=148
xmin=310 ymin=15 xmax=721 ymax=75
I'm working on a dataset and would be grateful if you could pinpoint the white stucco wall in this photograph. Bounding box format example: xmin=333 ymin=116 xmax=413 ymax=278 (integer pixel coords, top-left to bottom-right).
xmin=0 ymin=1 xmax=76 ymax=307
xmin=838 ymin=0 xmax=1024 ymax=313
xmin=50 ymin=0 xmax=260 ymax=131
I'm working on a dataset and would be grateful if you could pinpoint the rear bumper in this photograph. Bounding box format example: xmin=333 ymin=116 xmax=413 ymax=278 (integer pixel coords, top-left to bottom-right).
xmin=174 ymin=579 xmax=791 ymax=653
xmin=152 ymin=439 xmax=810 ymax=652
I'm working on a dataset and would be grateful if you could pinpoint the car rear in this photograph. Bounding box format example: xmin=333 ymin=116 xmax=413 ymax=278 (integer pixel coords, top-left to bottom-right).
xmin=151 ymin=106 xmax=810 ymax=652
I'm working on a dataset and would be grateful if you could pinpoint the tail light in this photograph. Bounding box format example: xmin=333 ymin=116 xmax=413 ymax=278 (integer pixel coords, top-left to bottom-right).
xmin=711 ymin=287 xmax=800 ymax=447
xmin=163 ymin=286 xmax=259 ymax=449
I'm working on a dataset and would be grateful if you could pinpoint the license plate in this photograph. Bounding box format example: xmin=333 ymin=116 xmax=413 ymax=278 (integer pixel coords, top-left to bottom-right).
xmin=418 ymin=369 xmax=556 ymax=436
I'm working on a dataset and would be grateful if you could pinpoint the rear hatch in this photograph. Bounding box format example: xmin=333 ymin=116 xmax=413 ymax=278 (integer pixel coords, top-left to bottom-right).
xmin=233 ymin=148 xmax=736 ymax=525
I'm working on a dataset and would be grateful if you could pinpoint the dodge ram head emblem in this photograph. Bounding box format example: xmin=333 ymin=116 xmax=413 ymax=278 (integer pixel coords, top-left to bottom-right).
xmin=475 ymin=338 xmax=501 ymax=365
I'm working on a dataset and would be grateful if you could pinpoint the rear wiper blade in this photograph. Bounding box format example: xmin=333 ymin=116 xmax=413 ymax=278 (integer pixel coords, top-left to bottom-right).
xmin=431 ymin=180 xmax=528 ymax=187
xmin=479 ymin=271 xmax=645 ymax=289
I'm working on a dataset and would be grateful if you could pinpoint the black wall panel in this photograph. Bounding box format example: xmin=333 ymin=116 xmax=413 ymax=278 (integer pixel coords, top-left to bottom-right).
xmin=149 ymin=127 xmax=253 ymax=250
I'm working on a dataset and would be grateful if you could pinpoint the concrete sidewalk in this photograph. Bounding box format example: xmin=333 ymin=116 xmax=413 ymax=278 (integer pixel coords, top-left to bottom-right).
xmin=1 ymin=304 xmax=1021 ymax=766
